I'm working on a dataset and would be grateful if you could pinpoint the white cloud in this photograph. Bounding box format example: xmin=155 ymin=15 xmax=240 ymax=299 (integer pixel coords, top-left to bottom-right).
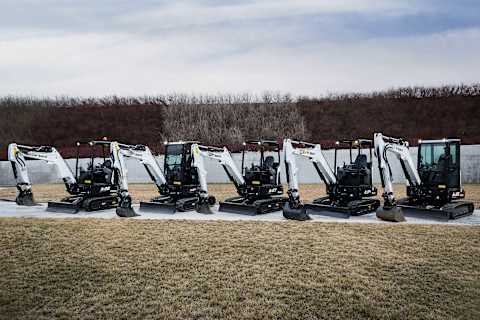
xmin=1 ymin=25 xmax=478 ymax=96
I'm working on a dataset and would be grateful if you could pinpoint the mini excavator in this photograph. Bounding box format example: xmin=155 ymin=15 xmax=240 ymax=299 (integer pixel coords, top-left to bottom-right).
xmin=137 ymin=141 xmax=216 ymax=214
xmin=282 ymin=138 xmax=380 ymax=221
xmin=217 ymin=140 xmax=287 ymax=215
xmin=374 ymin=133 xmax=474 ymax=222
xmin=8 ymin=140 xmax=135 ymax=215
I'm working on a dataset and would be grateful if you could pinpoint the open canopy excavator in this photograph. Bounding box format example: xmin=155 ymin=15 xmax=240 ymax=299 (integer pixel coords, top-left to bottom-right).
xmin=7 ymin=140 xmax=134 ymax=214
xmin=282 ymin=138 xmax=380 ymax=221
xmin=138 ymin=141 xmax=216 ymax=214
xmin=374 ymin=132 xmax=474 ymax=222
xmin=217 ymin=139 xmax=287 ymax=215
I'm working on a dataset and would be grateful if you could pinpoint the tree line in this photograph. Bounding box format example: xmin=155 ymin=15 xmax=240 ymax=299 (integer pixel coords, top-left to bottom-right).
xmin=0 ymin=84 xmax=478 ymax=159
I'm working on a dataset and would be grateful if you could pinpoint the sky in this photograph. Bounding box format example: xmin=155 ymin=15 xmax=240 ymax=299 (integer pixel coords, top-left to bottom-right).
xmin=0 ymin=0 xmax=479 ymax=96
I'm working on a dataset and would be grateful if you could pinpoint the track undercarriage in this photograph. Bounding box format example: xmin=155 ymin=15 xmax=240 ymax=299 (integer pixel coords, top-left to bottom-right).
xmin=305 ymin=196 xmax=380 ymax=218
xmin=219 ymin=196 xmax=287 ymax=215
xmin=139 ymin=195 xmax=200 ymax=214
xmin=47 ymin=193 xmax=118 ymax=214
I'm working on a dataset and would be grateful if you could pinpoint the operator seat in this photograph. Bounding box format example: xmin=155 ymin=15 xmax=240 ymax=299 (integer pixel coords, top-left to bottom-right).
xmin=264 ymin=156 xmax=277 ymax=184
xmin=88 ymin=160 xmax=112 ymax=185
xmin=264 ymin=156 xmax=275 ymax=169
xmin=338 ymin=154 xmax=370 ymax=186
xmin=353 ymin=154 xmax=367 ymax=168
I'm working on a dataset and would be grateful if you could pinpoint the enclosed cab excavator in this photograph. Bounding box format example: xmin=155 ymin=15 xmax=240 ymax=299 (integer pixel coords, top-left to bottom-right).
xmin=218 ymin=139 xmax=287 ymax=215
xmin=374 ymin=132 xmax=474 ymax=222
xmin=282 ymin=138 xmax=380 ymax=221
xmin=138 ymin=141 xmax=216 ymax=214
xmin=8 ymin=140 xmax=135 ymax=215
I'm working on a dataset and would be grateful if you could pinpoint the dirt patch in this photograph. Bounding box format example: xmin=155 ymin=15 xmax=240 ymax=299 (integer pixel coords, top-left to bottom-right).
xmin=0 ymin=218 xmax=478 ymax=319
xmin=1 ymin=183 xmax=480 ymax=208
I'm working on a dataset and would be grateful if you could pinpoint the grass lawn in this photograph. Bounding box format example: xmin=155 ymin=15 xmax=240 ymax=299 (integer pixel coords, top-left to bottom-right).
xmin=0 ymin=218 xmax=479 ymax=319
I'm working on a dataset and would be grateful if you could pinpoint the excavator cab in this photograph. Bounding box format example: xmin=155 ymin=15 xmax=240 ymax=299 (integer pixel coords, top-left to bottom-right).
xmin=241 ymin=140 xmax=283 ymax=199
xmin=333 ymin=139 xmax=377 ymax=202
xmin=409 ymin=139 xmax=464 ymax=206
xmin=218 ymin=139 xmax=287 ymax=215
xmin=71 ymin=141 xmax=118 ymax=195
xmin=163 ymin=142 xmax=201 ymax=199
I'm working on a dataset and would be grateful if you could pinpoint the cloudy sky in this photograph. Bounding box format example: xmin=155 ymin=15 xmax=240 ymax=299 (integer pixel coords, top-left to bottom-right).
xmin=1 ymin=0 xmax=479 ymax=96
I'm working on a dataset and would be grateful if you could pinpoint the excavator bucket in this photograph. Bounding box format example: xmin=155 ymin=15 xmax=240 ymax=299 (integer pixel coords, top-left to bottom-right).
xmin=196 ymin=202 xmax=214 ymax=214
xmin=116 ymin=206 xmax=139 ymax=217
xmin=139 ymin=201 xmax=177 ymax=214
xmin=376 ymin=206 xmax=405 ymax=222
xmin=16 ymin=191 xmax=37 ymax=206
xmin=282 ymin=202 xmax=311 ymax=221
xmin=115 ymin=195 xmax=140 ymax=217
xmin=46 ymin=201 xmax=81 ymax=214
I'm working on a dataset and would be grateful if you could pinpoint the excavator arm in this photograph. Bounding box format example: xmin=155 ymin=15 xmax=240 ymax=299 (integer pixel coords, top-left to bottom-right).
xmin=283 ymin=139 xmax=337 ymax=204
xmin=110 ymin=141 xmax=168 ymax=217
xmin=282 ymin=139 xmax=338 ymax=220
xmin=116 ymin=143 xmax=168 ymax=193
xmin=8 ymin=143 xmax=77 ymax=205
xmin=191 ymin=143 xmax=245 ymax=213
xmin=374 ymin=133 xmax=421 ymax=221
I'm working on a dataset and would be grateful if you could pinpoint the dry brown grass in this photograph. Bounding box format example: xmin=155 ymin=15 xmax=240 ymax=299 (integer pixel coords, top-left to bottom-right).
xmin=1 ymin=183 xmax=480 ymax=208
xmin=0 ymin=218 xmax=479 ymax=319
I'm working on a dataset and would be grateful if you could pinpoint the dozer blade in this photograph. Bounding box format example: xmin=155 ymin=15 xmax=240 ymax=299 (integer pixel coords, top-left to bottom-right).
xmin=376 ymin=206 xmax=405 ymax=222
xmin=396 ymin=202 xmax=473 ymax=221
xmin=139 ymin=201 xmax=177 ymax=214
xmin=305 ymin=204 xmax=350 ymax=219
xmin=196 ymin=202 xmax=214 ymax=214
xmin=116 ymin=206 xmax=140 ymax=217
xmin=282 ymin=202 xmax=311 ymax=221
xmin=16 ymin=192 xmax=38 ymax=206
xmin=46 ymin=201 xmax=80 ymax=214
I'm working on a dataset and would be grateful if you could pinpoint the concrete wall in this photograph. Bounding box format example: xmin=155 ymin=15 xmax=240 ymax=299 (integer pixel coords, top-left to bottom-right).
xmin=1 ymin=145 xmax=480 ymax=186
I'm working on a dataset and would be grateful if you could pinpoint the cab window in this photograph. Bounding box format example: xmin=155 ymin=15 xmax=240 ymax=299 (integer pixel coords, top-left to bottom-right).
xmin=165 ymin=145 xmax=183 ymax=171
xmin=419 ymin=143 xmax=449 ymax=167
